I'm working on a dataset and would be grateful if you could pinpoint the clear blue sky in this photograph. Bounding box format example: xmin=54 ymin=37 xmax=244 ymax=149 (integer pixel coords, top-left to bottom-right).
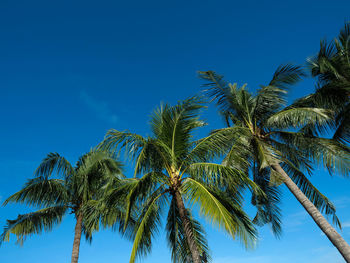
xmin=0 ymin=0 xmax=350 ymax=262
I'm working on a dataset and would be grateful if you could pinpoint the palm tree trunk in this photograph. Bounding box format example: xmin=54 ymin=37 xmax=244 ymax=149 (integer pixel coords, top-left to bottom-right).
xmin=71 ymin=213 xmax=83 ymax=263
xmin=174 ymin=190 xmax=202 ymax=263
xmin=271 ymin=164 xmax=350 ymax=262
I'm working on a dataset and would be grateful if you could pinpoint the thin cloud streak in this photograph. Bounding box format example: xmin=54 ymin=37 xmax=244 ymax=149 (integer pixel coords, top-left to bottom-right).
xmin=284 ymin=210 xmax=308 ymax=231
xmin=343 ymin=221 xmax=350 ymax=228
xmin=80 ymin=90 xmax=118 ymax=124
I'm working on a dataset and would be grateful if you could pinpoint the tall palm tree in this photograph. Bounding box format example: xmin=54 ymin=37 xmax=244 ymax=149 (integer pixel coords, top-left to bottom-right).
xmin=100 ymin=97 xmax=262 ymax=263
xmin=295 ymin=23 xmax=350 ymax=143
xmin=1 ymin=150 xmax=126 ymax=263
xmin=198 ymin=65 xmax=350 ymax=262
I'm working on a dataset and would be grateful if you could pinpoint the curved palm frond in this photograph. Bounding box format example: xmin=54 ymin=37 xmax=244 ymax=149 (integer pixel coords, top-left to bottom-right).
xmin=198 ymin=71 xmax=254 ymax=124
xmin=265 ymin=107 xmax=331 ymax=130
xmin=101 ymin=130 xmax=147 ymax=160
xmin=302 ymin=23 xmax=350 ymax=142
xmin=0 ymin=205 xmax=67 ymax=245
xmin=3 ymin=177 xmax=68 ymax=207
xmin=34 ymin=153 xmax=74 ymax=179
xmin=274 ymin=131 xmax=350 ymax=177
xmin=76 ymin=150 xmax=123 ymax=179
xmin=121 ymin=172 xmax=167 ymax=230
xmin=129 ymin=189 xmax=167 ymax=263
xmin=182 ymin=178 xmax=257 ymax=249
xmin=150 ymin=97 xmax=207 ymax=168
xmin=187 ymin=163 xmax=250 ymax=191
xmin=253 ymin=64 xmax=305 ymax=121
xmin=269 ymin=64 xmax=305 ymax=89
xmin=251 ymin=164 xmax=282 ymax=237
xmin=333 ymin=104 xmax=350 ymax=143
xmin=82 ymin=199 xmax=136 ymax=243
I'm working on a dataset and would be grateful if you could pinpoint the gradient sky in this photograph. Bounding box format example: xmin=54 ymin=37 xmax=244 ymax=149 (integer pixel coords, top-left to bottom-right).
xmin=1 ymin=0 xmax=350 ymax=262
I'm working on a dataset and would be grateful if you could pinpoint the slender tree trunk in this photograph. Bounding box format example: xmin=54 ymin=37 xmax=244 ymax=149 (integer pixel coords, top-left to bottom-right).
xmin=174 ymin=190 xmax=202 ymax=263
xmin=271 ymin=164 xmax=350 ymax=263
xmin=71 ymin=213 xmax=83 ymax=263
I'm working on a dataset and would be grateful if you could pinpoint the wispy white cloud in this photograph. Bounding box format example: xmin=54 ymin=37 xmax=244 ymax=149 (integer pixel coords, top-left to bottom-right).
xmin=284 ymin=210 xmax=308 ymax=231
xmin=214 ymin=247 xmax=344 ymax=263
xmin=214 ymin=255 xmax=272 ymax=263
xmin=333 ymin=196 xmax=350 ymax=208
xmin=342 ymin=221 xmax=350 ymax=228
xmin=80 ymin=90 xmax=118 ymax=124
xmin=310 ymin=246 xmax=344 ymax=263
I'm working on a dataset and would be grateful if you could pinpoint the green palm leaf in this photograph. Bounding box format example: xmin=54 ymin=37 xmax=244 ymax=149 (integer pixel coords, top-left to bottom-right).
xmin=265 ymin=107 xmax=331 ymax=129
xmin=182 ymin=178 xmax=257 ymax=249
xmin=1 ymin=205 xmax=67 ymax=245
xmin=166 ymin=197 xmax=211 ymax=263
xmin=129 ymin=189 xmax=167 ymax=263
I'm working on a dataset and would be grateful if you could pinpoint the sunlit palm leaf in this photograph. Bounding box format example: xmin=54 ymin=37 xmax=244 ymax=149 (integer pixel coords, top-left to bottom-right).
xmin=182 ymin=178 xmax=257 ymax=249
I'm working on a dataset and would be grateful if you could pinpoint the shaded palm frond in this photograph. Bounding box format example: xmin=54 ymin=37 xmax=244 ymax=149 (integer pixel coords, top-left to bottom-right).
xmin=166 ymin=197 xmax=211 ymax=263
xmin=34 ymin=153 xmax=74 ymax=179
xmin=264 ymin=107 xmax=331 ymax=130
xmin=198 ymin=71 xmax=254 ymax=124
xmin=253 ymin=64 xmax=305 ymax=121
xmin=251 ymin=164 xmax=282 ymax=237
xmin=0 ymin=205 xmax=67 ymax=245
xmin=333 ymin=104 xmax=350 ymax=143
xmin=274 ymin=131 xmax=350 ymax=177
xmin=129 ymin=189 xmax=168 ymax=263
xmin=3 ymin=177 xmax=68 ymax=207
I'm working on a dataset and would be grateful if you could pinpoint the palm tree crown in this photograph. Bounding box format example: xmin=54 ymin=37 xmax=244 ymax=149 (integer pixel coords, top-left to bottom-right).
xmin=1 ymin=150 xmax=125 ymax=263
xmin=198 ymin=65 xmax=350 ymax=261
xmin=100 ymin=97 xmax=261 ymax=263
xmin=296 ymin=23 xmax=350 ymax=143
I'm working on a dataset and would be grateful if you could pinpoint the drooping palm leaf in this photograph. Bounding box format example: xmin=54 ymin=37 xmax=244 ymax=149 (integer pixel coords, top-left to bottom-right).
xmin=166 ymin=197 xmax=211 ymax=263
xmin=182 ymin=178 xmax=257 ymax=249
xmin=0 ymin=205 xmax=67 ymax=245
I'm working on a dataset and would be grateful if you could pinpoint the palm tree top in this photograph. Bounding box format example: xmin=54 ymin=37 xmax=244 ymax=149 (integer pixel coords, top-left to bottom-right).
xmin=1 ymin=150 xmax=125 ymax=245
xmin=198 ymin=65 xmax=350 ymax=232
xmin=297 ymin=23 xmax=350 ymax=143
xmin=100 ymin=97 xmax=260 ymax=263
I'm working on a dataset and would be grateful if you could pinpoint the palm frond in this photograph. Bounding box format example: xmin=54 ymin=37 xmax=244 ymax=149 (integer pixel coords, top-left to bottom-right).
xmin=129 ymin=189 xmax=167 ymax=263
xmin=0 ymin=205 xmax=67 ymax=245
xmin=100 ymin=130 xmax=146 ymax=160
xmin=182 ymin=178 xmax=257 ymax=249
xmin=264 ymin=107 xmax=331 ymax=130
xmin=269 ymin=64 xmax=305 ymax=89
xmin=149 ymin=96 xmax=207 ymax=168
xmin=34 ymin=152 xmax=74 ymax=179
xmin=187 ymin=163 xmax=247 ymax=190
xmin=3 ymin=178 xmax=68 ymax=207
xmin=333 ymin=104 xmax=350 ymax=143
xmin=183 ymin=126 xmax=251 ymax=169
xmin=82 ymin=199 xmax=136 ymax=243
xmin=251 ymin=164 xmax=282 ymax=237
xmin=166 ymin=197 xmax=211 ymax=263
xmin=121 ymin=172 xmax=167 ymax=230
xmin=253 ymin=64 xmax=305 ymax=122
xmin=198 ymin=71 xmax=254 ymax=123
xmin=274 ymin=132 xmax=350 ymax=177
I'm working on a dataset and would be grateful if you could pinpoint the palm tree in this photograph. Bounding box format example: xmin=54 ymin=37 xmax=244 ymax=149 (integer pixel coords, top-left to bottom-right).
xmin=100 ymin=97 xmax=261 ymax=263
xmin=198 ymin=65 xmax=350 ymax=262
xmin=1 ymin=150 xmax=126 ymax=263
xmin=295 ymin=23 xmax=350 ymax=143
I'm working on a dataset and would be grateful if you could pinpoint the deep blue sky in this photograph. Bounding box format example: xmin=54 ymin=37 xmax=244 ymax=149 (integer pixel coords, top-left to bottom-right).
xmin=1 ymin=0 xmax=350 ymax=262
